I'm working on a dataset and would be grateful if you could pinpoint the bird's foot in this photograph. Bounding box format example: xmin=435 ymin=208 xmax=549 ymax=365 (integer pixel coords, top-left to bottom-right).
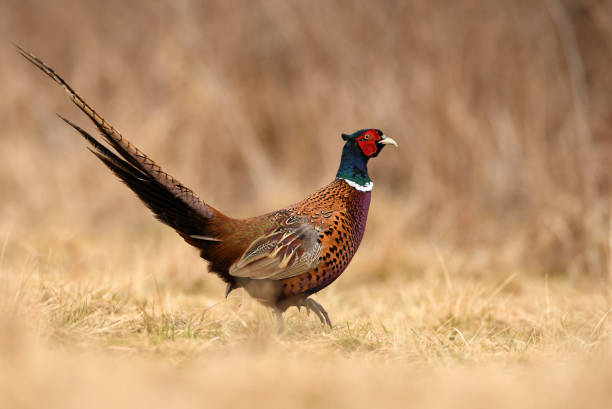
xmin=297 ymin=298 xmax=332 ymax=328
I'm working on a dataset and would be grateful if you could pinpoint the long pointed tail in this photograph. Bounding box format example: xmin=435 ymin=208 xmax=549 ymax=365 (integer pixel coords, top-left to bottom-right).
xmin=17 ymin=46 xmax=230 ymax=248
xmin=16 ymin=45 xmax=214 ymax=220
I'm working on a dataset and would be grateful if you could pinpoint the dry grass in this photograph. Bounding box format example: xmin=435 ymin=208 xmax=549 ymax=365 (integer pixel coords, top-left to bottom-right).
xmin=2 ymin=0 xmax=612 ymax=407
xmin=1 ymin=240 xmax=611 ymax=408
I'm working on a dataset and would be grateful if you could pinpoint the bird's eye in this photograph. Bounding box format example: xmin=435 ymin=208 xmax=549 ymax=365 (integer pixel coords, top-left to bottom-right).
xmin=362 ymin=134 xmax=370 ymax=140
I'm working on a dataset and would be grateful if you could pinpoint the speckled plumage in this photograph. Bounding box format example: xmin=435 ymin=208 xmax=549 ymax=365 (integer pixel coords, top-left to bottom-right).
xmin=279 ymin=179 xmax=371 ymax=298
xmin=18 ymin=46 xmax=397 ymax=327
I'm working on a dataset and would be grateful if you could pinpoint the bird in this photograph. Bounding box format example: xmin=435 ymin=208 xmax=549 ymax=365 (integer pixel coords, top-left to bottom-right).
xmin=17 ymin=46 xmax=398 ymax=327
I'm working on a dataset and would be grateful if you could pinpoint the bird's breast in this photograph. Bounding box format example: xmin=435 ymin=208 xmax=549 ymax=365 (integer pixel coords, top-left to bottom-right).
xmin=278 ymin=181 xmax=372 ymax=299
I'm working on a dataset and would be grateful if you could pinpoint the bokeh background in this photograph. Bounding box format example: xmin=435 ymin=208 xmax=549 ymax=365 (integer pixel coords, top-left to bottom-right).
xmin=3 ymin=0 xmax=612 ymax=280
xmin=1 ymin=1 xmax=612 ymax=408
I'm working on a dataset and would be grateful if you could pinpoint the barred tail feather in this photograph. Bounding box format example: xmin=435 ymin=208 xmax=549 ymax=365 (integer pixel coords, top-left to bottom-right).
xmin=15 ymin=45 xmax=214 ymax=221
xmin=17 ymin=46 xmax=232 ymax=255
xmin=59 ymin=117 xmax=209 ymax=237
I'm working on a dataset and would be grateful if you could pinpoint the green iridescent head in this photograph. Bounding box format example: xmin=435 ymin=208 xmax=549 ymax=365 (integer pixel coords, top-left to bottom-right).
xmin=336 ymin=129 xmax=398 ymax=189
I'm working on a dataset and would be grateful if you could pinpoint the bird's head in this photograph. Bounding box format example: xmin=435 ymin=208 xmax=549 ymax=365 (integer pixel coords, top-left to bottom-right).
xmin=336 ymin=128 xmax=397 ymax=190
xmin=341 ymin=129 xmax=398 ymax=159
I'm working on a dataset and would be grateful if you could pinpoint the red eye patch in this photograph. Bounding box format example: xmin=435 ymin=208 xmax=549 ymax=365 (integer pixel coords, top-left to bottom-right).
xmin=358 ymin=139 xmax=377 ymax=156
xmin=357 ymin=130 xmax=381 ymax=157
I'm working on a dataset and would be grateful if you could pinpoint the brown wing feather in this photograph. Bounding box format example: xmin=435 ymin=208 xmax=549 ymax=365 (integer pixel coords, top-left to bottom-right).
xmin=229 ymin=216 xmax=322 ymax=280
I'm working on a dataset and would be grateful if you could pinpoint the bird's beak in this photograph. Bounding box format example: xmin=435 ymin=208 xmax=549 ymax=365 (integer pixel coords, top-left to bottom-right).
xmin=379 ymin=135 xmax=398 ymax=147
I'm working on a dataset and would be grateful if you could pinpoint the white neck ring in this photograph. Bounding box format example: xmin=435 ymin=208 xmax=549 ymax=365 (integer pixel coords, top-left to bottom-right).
xmin=341 ymin=178 xmax=373 ymax=192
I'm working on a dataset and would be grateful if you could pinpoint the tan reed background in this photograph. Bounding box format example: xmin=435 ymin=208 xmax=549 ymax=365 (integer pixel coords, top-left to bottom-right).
xmin=1 ymin=1 xmax=612 ymax=408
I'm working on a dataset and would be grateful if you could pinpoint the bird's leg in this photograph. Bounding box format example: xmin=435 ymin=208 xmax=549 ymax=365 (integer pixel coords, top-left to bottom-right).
xmin=297 ymin=298 xmax=332 ymax=328
xmin=306 ymin=298 xmax=332 ymax=328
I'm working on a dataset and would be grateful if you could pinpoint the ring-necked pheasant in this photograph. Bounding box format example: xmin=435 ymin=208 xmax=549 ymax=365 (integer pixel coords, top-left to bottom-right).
xmin=17 ymin=46 xmax=397 ymax=327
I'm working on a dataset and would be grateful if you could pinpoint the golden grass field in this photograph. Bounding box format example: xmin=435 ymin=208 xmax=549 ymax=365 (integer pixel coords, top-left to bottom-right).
xmin=2 ymin=0 xmax=612 ymax=407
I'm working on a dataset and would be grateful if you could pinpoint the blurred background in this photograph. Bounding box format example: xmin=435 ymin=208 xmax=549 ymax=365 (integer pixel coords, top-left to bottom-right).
xmin=2 ymin=0 xmax=612 ymax=281
xmin=2 ymin=2 xmax=612 ymax=408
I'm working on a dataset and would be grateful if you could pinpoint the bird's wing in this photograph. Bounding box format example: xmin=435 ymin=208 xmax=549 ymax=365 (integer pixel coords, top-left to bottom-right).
xmin=17 ymin=46 xmax=226 ymax=243
xmin=229 ymin=216 xmax=322 ymax=280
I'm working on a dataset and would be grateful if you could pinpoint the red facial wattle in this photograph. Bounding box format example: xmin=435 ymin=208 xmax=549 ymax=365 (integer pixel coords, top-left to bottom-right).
xmin=357 ymin=139 xmax=377 ymax=156
xmin=356 ymin=130 xmax=382 ymax=157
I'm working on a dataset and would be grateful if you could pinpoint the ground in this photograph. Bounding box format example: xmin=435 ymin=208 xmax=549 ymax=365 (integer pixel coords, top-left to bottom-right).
xmin=1 ymin=229 xmax=610 ymax=408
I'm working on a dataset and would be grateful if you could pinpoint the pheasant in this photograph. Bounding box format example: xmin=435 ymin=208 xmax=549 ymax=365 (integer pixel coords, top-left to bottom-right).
xmin=17 ymin=46 xmax=397 ymax=327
